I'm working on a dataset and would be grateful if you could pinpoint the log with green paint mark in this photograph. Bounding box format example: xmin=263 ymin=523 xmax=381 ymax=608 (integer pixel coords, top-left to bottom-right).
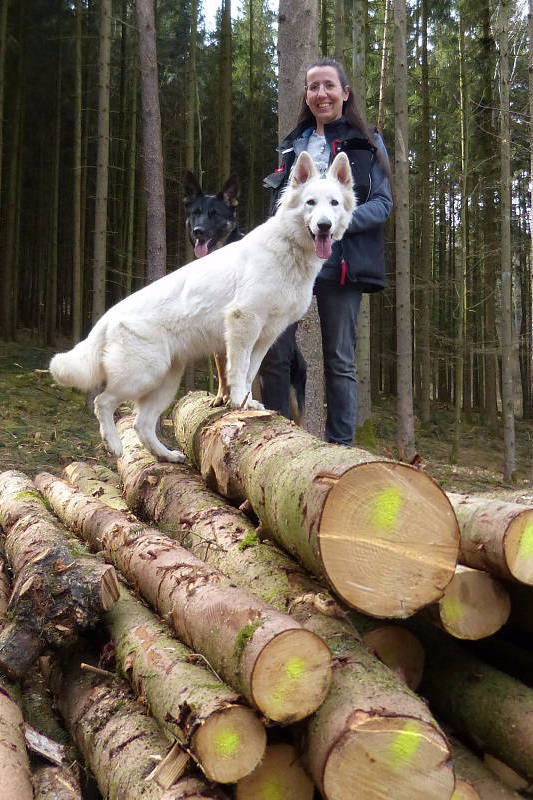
xmin=172 ymin=393 xmax=460 ymax=618
xmin=423 ymin=564 xmax=510 ymax=640
xmin=447 ymin=492 xmax=533 ymax=585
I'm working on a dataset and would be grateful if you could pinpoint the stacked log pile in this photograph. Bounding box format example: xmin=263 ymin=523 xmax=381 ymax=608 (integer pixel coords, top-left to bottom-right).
xmin=1 ymin=393 xmax=533 ymax=799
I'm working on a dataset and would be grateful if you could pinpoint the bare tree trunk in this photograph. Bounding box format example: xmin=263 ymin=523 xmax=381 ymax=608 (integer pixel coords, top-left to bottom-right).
xmin=219 ymin=0 xmax=232 ymax=183
xmin=334 ymin=0 xmax=345 ymax=62
xmin=417 ymin=0 xmax=431 ymax=424
xmin=92 ymin=0 xmax=112 ymax=322
xmin=352 ymin=0 xmax=371 ymax=427
xmin=136 ymin=0 xmax=166 ymax=282
xmin=45 ymin=43 xmax=61 ymax=347
xmin=278 ymin=0 xmax=322 ymax=437
xmin=377 ymin=0 xmax=391 ymax=132
xmin=0 ymin=0 xmax=8 ymax=238
xmin=394 ymin=0 xmax=415 ymax=459
xmin=452 ymin=3 xmax=468 ymax=463
xmin=497 ymin=0 xmax=516 ymax=481
xmin=72 ymin=0 xmax=83 ymax=342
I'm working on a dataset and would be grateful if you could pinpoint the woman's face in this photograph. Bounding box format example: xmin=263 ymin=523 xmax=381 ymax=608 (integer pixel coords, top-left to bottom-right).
xmin=305 ymin=65 xmax=349 ymax=133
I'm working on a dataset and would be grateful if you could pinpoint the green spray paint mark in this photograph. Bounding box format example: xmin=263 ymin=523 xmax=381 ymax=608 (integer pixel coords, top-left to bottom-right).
xmin=286 ymin=657 xmax=306 ymax=681
xmin=388 ymin=721 xmax=422 ymax=768
xmin=260 ymin=780 xmax=284 ymax=800
xmin=451 ymin=792 xmax=460 ymax=800
xmin=370 ymin=487 xmax=403 ymax=533
xmin=518 ymin=520 xmax=533 ymax=559
xmin=441 ymin=593 xmax=463 ymax=624
xmin=214 ymin=729 xmax=240 ymax=758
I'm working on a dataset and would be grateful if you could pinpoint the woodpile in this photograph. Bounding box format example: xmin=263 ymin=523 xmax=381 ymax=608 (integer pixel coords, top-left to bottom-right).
xmin=1 ymin=396 xmax=533 ymax=799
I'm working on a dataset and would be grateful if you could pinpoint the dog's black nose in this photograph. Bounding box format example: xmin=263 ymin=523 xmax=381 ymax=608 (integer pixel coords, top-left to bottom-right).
xmin=193 ymin=227 xmax=205 ymax=238
xmin=317 ymin=219 xmax=332 ymax=233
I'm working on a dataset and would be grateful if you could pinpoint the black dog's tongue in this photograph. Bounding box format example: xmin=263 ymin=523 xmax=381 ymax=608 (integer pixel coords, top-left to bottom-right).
xmin=194 ymin=239 xmax=209 ymax=259
xmin=315 ymin=233 xmax=332 ymax=260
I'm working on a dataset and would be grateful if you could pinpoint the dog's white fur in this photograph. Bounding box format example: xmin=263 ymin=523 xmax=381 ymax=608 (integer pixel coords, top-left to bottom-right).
xmin=50 ymin=151 xmax=355 ymax=462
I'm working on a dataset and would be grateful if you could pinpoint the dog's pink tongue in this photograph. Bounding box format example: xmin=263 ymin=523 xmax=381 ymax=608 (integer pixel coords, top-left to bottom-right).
xmin=194 ymin=240 xmax=209 ymax=258
xmin=315 ymin=233 xmax=332 ymax=260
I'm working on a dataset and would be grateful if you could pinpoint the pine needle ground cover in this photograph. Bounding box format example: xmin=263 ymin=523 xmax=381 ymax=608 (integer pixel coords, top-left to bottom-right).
xmin=2 ymin=340 xmax=533 ymax=497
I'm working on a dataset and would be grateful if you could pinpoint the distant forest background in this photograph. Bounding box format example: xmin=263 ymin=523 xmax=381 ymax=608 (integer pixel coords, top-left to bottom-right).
xmin=0 ymin=0 xmax=531 ymax=479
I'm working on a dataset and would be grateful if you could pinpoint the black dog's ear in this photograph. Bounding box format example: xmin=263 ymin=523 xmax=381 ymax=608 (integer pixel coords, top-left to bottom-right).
xmin=220 ymin=175 xmax=240 ymax=207
xmin=184 ymin=171 xmax=202 ymax=204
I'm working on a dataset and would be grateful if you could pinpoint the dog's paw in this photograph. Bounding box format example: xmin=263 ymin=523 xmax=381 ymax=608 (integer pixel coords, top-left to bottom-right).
xmin=161 ymin=449 xmax=187 ymax=464
xmin=210 ymin=394 xmax=228 ymax=408
xmin=105 ymin=440 xmax=123 ymax=458
xmin=245 ymin=398 xmax=265 ymax=411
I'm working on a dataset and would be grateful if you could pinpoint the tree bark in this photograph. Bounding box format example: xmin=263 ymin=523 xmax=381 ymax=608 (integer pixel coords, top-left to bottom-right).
xmin=423 ymin=564 xmax=510 ymax=640
xmin=32 ymin=766 xmax=81 ymax=800
xmin=34 ymin=472 xmax=332 ymax=724
xmin=136 ymin=0 xmax=166 ymax=281
xmin=235 ymin=743 xmax=314 ymax=800
xmin=497 ymin=0 xmax=516 ymax=481
xmin=218 ymin=0 xmax=232 ymax=184
xmin=447 ymin=492 xmax=533 ymax=584
xmin=72 ymin=0 xmax=83 ymax=343
xmin=63 ymin=461 xmax=129 ymax=511
xmin=92 ymin=0 xmax=112 ymax=322
xmin=42 ymin=652 xmax=229 ymax=800
xmin=113 ymin=418 xmax=454 ymax=800
xmin=172 ymin=393 xmax=459 ymax=618
xmin=0 ymin=471 xmax=119 ymax=678
xmin=394 ymin=0 xmax=415 ymax=459
xmin=109 ymin=585 xmax=266 ymax=783
xmin=415 ymin=622 xmax=533 ymax=781
xmin=0 ymin=677 xmax=33 ymax=800
xmin=450 ymin=735 xmax=521 ymax=800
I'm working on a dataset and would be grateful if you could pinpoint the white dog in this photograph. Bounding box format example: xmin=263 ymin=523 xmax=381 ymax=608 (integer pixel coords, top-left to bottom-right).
xmin=50 ymin=151 xmax=355 ymax=462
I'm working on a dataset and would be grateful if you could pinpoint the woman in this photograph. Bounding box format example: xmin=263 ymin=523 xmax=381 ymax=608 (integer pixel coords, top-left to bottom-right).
xmin=259 ymin=57 xmax=393 ymax=445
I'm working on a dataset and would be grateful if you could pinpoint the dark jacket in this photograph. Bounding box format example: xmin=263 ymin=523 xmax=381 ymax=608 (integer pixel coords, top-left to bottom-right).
xmin=264 ymin=116 xmax=393 ymax=292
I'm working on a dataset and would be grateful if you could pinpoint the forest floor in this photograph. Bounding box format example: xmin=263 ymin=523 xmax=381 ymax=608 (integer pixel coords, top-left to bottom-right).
xmin=2 ymin=338 xmax=533 ymax=501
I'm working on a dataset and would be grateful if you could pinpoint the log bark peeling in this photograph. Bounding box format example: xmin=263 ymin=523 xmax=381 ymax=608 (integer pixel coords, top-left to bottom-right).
xmin=0 ymin=677 xmax=33 ymax=800
xmin=172 ymin=393 xmax=459 ymax=618
xmin=448 ymin=492 xmax=533 ymax=584
xmin=113 ymin=419 xmax=454 ymax=800
xmin=35 ymin=472 xmax=332 ymax=724
xmin=110 ymin=585 xmax=266 ymax=783
xmin=0 ymin=470 xmax=119 ymax=678
xmin=42 ymin=652 xmax=229 ymax=800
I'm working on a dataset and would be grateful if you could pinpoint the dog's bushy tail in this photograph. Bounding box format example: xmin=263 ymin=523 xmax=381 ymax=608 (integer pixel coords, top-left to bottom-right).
xmin=50 ymin=327 xmax=105 ymax=392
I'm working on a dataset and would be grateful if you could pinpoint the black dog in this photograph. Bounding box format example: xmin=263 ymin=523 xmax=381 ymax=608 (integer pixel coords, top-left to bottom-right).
xmin=183 ymin=172 xmax=306 ymax=422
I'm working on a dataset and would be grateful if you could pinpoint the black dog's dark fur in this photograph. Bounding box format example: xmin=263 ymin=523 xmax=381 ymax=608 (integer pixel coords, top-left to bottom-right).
xmin=183 ymin=172 xmax=307 ymax=422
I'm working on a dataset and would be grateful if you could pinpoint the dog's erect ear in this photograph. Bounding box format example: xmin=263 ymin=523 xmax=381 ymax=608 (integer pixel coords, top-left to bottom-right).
xmin=220 ymin=175 xmax=240 ymax=207
xmin=290 ymin=151 xmax=318 ymax=187
xmin=184 ymin=171 xmax=202 ymax=204
xmin=328 ymin=152 xmax=353 ymax=189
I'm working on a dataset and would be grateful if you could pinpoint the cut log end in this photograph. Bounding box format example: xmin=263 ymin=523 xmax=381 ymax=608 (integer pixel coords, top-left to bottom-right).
xmin=452 ymin=779 xmax=481 ymax=799
xmin=235 ymin=743 xmax=314 ymax=800
xmin=322 ymin=716 xmax=454 ymax=800
xmin=191 ymin=705 xmax=266 ymax=784
xmin=504 ymin=510 xmax=533 ymax=584
xmin=99 ymin=566 xmax=121 ymax=611
xmin=251 ymin=629 xmax=331 ymax=723
xmin=438 ymin=566 xmax=510 ymax=640
xmin=362 ymin=625 xmax=425 ymax=690
xmin=318 ymin=462 xmax=459 ymax=617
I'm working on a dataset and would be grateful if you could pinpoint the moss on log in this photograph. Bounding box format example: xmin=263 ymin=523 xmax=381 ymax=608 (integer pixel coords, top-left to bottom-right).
xmin=172 ymin=393 xmax=459 ymax=618
xmin=415 ymin=622 xmax=533 ymax=780
xmin=43 ymin=651 xmax=229 ymax=800
xmin=0 ymin=471 xmax=119 ymax=678
xmin=63 ymin=462 xmax=128 ymax=511
xmin=114 ymin=421 xmax=455 ymax=800
xmin=110 ymin=586 xmax=266 ymax=783
xmin=35 ymin=472 xmax=331 ymax=724
xmin=449 ymin=735 xmax=522 ymax=799
xmin=448 ymin=492 xmax=533 ymax=584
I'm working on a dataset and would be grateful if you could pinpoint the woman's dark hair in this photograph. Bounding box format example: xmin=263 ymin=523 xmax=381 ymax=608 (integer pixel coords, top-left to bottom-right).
xmin=296 ymin=57 xmax=391 ymax=180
